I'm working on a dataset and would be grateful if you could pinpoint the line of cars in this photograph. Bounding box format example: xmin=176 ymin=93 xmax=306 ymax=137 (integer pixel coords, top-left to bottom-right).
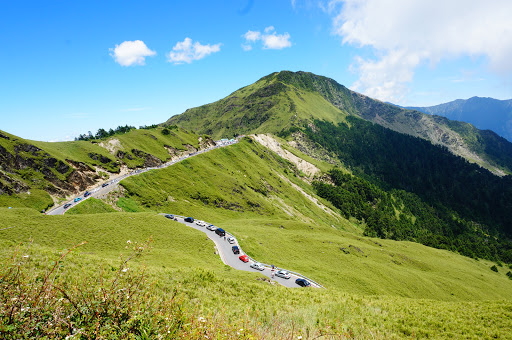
xmin=176 ymin=214 xmax=313 ymax=288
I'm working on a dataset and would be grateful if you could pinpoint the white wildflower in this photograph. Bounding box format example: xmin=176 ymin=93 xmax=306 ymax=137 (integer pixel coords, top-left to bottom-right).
xmin=122 ymin=268 xmax=128 ymax=272
xmin=127 ymin=240 xmax=132 ymax=244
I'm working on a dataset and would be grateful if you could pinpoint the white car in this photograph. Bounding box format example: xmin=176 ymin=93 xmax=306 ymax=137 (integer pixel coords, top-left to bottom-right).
xmin=227 ymin=236 xmax=236 ymax=244
xmin=206 ymin=224 xmax=217 ymax=231
xmin=195 ymin=220 xmax=204 ymax=226
xmin=250 ymin=262 xmax=265 ymax=271
xmin=275 ymin=270 xmax=291 ymax=279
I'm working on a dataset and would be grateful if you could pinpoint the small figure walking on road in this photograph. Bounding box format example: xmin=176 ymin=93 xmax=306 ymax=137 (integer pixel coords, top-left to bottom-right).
xmin=271 ymin=264 xmax=275 ymax=279
xmin=224 ymin=236 xmax=226 ymax=241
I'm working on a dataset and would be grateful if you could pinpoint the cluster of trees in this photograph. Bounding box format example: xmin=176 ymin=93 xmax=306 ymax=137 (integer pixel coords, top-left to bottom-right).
xmin=75 ymin=125 xmax=136 ymax=141
xmin=303 ymin=117 xmax=512 ymax=263
xmin=314 ymin=169 xmax=512 ymax=262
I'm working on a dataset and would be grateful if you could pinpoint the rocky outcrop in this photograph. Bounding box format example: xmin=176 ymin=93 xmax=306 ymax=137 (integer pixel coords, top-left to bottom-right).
xmin=132 ymin=149 xmax=163 ymax=167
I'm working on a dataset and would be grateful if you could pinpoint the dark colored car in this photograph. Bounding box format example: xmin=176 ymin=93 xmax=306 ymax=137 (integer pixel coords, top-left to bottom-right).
xmin=295 ymin=278 xmax=311 ymax=287
xmin=102 ymin=183 xmax=109 ymax=187
xmin=64 ymin=203 xmax=72 ymax=209
xmin=84 ymin=191 xmax=91 ymax=197
xmin=239 ymin=255 xmax=249 ymax=263
xmin=164 ymin=214 xmax=175 ymax=220
xmin=215 ymin=228 xmax=226 ymax=237
xmin=184 ymin=217 xmax=194 ymax=223
xmin=232 ymin=246 xmax=240 ymax=254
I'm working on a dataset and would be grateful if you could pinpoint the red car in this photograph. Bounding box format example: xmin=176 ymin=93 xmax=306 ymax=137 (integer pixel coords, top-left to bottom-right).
xmin=239 ymin=255 xmax=249 ymax=263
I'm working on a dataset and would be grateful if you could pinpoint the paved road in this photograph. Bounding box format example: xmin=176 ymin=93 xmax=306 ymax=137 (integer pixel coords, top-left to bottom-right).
xmin=46 ymin=139 xmax=239 ymax=215
xmin=170 ymin=215 xmax=322 ymax=289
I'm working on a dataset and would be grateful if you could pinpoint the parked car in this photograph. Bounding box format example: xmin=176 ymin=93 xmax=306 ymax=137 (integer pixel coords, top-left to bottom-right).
xmin=232 ymin=246 xmax=240 ymax=254
xmin=84 ymin=191 xmax=91 ymax=197
xmin=215 ymin=228 xmax=226 ymax=237
xmin=164 ymin=214 xmax=176 ymax=220
xmin=184 ymin=217 xmax=194 ymax=223
xmin=206 ymin=224 xmax=217 ymax=231
xmin=250 ymin=262 xmax=265 ymax=271
xmin=64 ymin=203 xmax=72 ymax=209
xmin=102 ymin=183 xmax=109 ymax=187
xmin=275 ymin=270 xmax=291 ymax=279
xmin=227 ymin=236 xmax=236 ymax=244
xmin=195 ymin=220 xmax=203 ymax=226
xmin=74 ymin=197 xmax=82 ymax=202
xmin=239 ymin=255 xmax=249 ymax=263
xmin=295 ymin=278 xmax=311 ymax=287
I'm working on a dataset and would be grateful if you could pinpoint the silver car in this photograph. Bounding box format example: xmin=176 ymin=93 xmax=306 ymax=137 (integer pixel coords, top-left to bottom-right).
xmin=250 ymin=262 xmax=265 ymax=271
xmin=275 ymin=270 xmax=291 ymax=279
xmin=206 ymin=224 xmax=217 ymax=231
xmin=227 ymin=236 xmax=236 ymax=244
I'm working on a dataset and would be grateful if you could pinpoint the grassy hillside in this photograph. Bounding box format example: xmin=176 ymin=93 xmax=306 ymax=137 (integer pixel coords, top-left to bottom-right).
xmin=0 ymin=127 xmax=213 ymax=211
xmin=112 ymin=138 xmax=512 ymax=301
xmin=166 ymin=75 xmax=348 ymax=140
xmin=1 ymin=207 xmax=511 ymax=338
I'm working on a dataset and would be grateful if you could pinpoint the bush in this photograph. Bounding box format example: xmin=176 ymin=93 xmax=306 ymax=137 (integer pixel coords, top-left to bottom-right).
xmin=161 ymin=128 xmax=170 ymax=135
xmin=506 ymin=271 xmax=512 ymax=280
xmin=490 ymin=265 xmax=498 ymax=272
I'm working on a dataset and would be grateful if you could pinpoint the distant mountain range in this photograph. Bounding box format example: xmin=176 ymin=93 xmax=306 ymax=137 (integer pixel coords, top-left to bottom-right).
xmin=406 ymin=97 xmax=512 ymax=142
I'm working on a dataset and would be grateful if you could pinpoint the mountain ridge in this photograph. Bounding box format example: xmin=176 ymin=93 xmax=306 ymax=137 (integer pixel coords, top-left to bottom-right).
xmin=166 ymin=70 xmax=512 ymax=176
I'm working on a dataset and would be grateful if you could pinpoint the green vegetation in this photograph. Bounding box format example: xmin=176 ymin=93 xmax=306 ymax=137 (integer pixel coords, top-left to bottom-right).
xmin=166 ymin=73 xmax=348 ymax=139
xmin=115 ymin=139 xmax=512 ymax=300
xmin=66 ymin=197 xmax=117 ymax=214
xmin=303 ymin=118 xmax=512 ymax=263
xmin=1 ymin=206 xmax=512 ymax=338
xmin=74 ymin=124 xmax=136 ymax=141
xmin=0 ymin=127 xmax=211 ymax=212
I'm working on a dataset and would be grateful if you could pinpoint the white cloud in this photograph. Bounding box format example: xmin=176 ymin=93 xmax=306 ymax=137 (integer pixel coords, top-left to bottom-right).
xmin=329 ymin=0 xmax=512 ymax=101
xmin=242 ymin=26 xmax=292 ymax=51
xmin=109 ymin=40 xmax=156 ymax=66
xmin=244 ymin=30 xmax=261 ymax=42
xmin=167 ymin=38 xmax=221 ymax=64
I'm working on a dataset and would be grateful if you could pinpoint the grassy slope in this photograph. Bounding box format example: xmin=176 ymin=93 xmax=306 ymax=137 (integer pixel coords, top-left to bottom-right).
xmin=117 ymin=139 xmax=512 ymax=302
xmin=30 ymin=139 xmax=120 ymax=172
xmin=166 ymin=76 xmax=348 ymax=140
xmin=0 ymin=127 xmax=208 ymax=211
xmin=1 ymin=208 xmax=511 ymax=338
xmin=66 ymin=197 xmax=117 ymax=214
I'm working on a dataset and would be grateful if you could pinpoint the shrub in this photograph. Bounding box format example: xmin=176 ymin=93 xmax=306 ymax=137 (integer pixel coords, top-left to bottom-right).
xmin=490 ymin=265 xmax=498 ymax=272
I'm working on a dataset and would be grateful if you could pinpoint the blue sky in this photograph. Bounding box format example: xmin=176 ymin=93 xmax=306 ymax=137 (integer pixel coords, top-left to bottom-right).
xmin=1 ymin=0 xmax=511 ymax=141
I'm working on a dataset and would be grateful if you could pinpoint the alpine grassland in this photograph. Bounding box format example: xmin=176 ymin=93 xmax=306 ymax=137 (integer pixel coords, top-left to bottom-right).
xmin=1 ymin=207 xmax=512 ymax=339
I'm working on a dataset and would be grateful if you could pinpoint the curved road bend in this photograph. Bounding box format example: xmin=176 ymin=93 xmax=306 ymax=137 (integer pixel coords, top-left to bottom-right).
xmin=172 ymin=216 xmax=322 ymax=289
xmin=46 ymin=139 xmax=239 ymax=215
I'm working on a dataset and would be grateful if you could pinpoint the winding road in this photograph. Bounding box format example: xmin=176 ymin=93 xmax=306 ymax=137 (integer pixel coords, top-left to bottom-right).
xmin=46 ymin=139 xmax=238 ymax=215
xmin=171 ymin=215 xmax=323 ymax=289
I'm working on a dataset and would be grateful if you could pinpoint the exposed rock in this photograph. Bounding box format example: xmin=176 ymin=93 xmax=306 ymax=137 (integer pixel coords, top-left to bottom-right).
xmin=131 ymin=149 xmax=163 ymax=167
xmin=66 ymin=159 xmax=94 ymax=172
xmin=252 ymin=134 xmax=320 ymax=177
xmin=88 ymin=152 xmax=113 ymax=164
xmin=98 ymin=138 xmax=123 ymax=155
